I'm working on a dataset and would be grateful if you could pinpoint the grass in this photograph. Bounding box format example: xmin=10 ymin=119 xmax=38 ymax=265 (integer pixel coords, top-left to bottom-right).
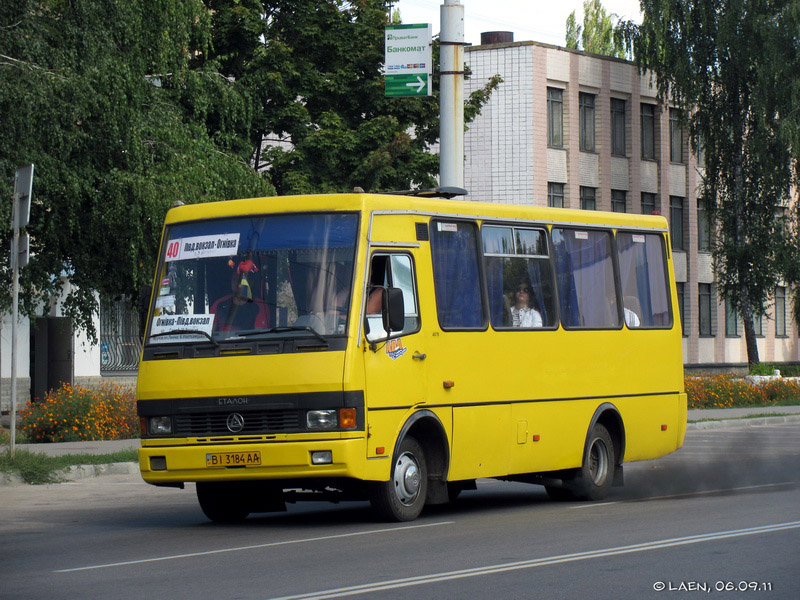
xmin=0 ymin=447 xmax=138 ymax=485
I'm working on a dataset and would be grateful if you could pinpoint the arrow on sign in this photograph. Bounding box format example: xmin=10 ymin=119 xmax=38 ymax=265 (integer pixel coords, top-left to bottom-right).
xmin=405 ymin=76 xmax=425 ymax=94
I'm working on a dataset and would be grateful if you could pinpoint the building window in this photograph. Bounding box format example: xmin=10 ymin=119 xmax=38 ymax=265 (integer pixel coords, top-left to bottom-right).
xmin=611 ymin=189 xmax=627 ymax=213
xmin=725 ymin=299 xmax=739 ymax=337
xmin=776 ymin=286 xmax=787 ymax=336
xmin=548 ymin=182 xmax=564 ymax=208
xmin=641 ymin=103 xmax=656 ymax=160
xmin=754 ymin=311 xmax=764 ymax=337
xmin=699 ymin=283 xmax=713 ymax=336
xmin=642 ymin=192 xmax=658 ymax=215
xmin=611 ymin=98 xmax=626 ymax=156
xmin=670 ymin=107 xmax=684 ymax=163
xmin=677 ymin=282 xmax=686 ymax=336
xmin=696 ymin=135 xmax=706 ymax=168
xmin=670 ymin=196 xmax=684 ymax=250
xmin=579 ymin=92 xmax=596 ymax=152
xmin=698 ymin=197 xmax=712 ymax=251
xmin=547 ymin=88 xmax=563 ymax=148
xmin=580 ymin=186 xmax=596 ymax=211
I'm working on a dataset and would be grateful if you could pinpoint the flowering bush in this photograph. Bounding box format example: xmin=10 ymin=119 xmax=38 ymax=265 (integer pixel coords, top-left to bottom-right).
xmin=685 ymin=374 xmax=800 ymax=409
xmin=18 ymin=383 xmax=139 ymax=443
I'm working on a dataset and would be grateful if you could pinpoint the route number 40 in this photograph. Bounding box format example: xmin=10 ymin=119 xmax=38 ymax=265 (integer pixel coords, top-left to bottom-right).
xmin=166 ymin=240 xmax=180 ymax=260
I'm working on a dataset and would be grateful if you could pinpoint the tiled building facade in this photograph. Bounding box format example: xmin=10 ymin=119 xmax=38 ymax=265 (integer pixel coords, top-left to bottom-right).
xmin=463 ymin=39 xmax=799 ymax=369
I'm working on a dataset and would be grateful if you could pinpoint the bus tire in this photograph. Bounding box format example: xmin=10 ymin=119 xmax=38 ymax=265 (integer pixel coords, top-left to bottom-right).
xmin=370 ymin=436 xmax=428 ymax=522
xmin=572 ymin=423 xmax=615 ymax=501
xmin=196 ymin=482 xmax=250 ymax=523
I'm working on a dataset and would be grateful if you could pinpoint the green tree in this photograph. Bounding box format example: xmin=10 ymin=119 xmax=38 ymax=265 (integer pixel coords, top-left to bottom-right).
xmin=2 ymin=0 xmax=499 ymax=339
xmin=207 ymin=0 xmax=501 ymax=195
xmin=618 ymin=0 xmax=800 ymax=365
xmin=0 ymin=0 xmax=273 ymax=338
xmin=566 ymin=0 xmax=626 ymax=59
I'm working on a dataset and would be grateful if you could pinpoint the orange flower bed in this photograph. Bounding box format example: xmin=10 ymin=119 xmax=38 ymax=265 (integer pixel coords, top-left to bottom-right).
xmin=685 ymin=374 xmax=800 ymax=409
xmin=18 ymin=383 xmax=138 ymax=443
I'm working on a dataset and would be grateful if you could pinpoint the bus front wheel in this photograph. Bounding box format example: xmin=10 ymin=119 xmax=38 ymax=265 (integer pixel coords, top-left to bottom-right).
xmin=196 ymin=482 xmax=251 ymax=523
xmin=370 ymin=436 xmax=428 ymax=522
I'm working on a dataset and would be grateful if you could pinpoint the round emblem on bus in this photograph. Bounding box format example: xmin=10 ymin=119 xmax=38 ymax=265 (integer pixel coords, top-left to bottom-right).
xmin=226 ymin=413 xmax=245 ymax=433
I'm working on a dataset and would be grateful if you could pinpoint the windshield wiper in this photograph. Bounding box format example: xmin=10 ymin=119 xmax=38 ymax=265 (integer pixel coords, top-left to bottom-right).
xmin=148 ymin=329 xmax=219 ymax=347
xmin=235 ymin=326 xmax=328 ymax=344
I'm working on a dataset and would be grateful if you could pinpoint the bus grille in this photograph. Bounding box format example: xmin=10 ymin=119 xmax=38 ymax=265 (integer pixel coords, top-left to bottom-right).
xmin=173 ymin=410 xmax=302 ymax=436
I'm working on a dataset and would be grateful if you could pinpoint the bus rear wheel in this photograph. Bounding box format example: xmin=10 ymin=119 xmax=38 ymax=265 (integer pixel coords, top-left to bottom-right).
xmin=546 ymin=423 xmax=615 ymax=502
xmin=370 ymin=436 xmax=428 ymax=522
xmin=573 ymin=423 xmax=615 ymax=501
xmin=196 ymin=482 xmax=251 ymax=523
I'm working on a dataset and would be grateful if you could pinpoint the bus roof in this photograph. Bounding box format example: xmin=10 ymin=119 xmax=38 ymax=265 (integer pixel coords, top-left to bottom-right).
xmin=164 ymin=192 xmax=670 ymax=232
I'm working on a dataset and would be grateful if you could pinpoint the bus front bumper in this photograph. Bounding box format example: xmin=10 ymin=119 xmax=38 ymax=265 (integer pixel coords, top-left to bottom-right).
xmin=138 ymin=437 xmax=381 ymax=485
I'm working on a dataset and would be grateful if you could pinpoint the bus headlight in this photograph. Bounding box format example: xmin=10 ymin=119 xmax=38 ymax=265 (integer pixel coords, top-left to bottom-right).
xmin=306 ymin=410 xmax=338 ymax=429
xmin=148 ymin=416 xmax=173 ymax=435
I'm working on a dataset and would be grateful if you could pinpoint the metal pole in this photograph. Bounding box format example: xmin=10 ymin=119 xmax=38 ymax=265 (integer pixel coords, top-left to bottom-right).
xmin=439 ymin=0 xmax=465 ymax=189
xmin=9 ymin=195 xmax=19 ymax=457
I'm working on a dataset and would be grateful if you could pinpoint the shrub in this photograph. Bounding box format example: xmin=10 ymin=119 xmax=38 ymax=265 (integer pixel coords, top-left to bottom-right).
xmin=18 ymin=383 xmax=139 ymax=443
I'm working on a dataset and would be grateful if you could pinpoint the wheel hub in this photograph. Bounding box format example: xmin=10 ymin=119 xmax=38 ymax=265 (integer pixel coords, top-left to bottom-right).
xmin=394 ymin=452 xmax=421 ymax=505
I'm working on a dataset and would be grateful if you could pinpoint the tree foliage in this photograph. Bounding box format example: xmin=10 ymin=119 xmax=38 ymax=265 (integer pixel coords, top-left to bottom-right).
xmin=618 ymin=0 xmax=800 ymax=364
xmin=1 ymin=0 xmax=272 ymax=337
xmin=208 ymin=0 xmax=501 ymax=195
xmin=566 ymin=0 xmax=626 ymax=59
xmin=2 ymin=0 xmax=500 ymax=338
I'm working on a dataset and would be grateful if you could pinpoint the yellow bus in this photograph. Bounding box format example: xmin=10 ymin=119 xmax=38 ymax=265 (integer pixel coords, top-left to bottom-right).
xmin=137 ymin=190 xmax=686 ymax=522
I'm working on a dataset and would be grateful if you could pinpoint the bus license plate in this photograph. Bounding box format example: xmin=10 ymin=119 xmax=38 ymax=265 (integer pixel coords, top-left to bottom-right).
xmin=206 ymin=451 xmax=262 ymax=467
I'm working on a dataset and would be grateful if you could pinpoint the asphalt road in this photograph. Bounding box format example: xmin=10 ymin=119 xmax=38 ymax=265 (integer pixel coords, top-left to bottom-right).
xmin=1 ymin=422 xmax=799 ymax=600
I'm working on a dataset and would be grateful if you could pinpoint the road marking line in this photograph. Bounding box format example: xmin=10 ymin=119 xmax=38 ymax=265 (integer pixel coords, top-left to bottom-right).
xmin=568 ymin=482 xmax=796 ymax=508
xmin=53 ymin=521 xmax=454 ymax=573
xmin=266 ymin=521 xmax=800 ymax=600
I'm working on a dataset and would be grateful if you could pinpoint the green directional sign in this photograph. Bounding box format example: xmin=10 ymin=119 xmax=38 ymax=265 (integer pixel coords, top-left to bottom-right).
xmin=385 ymin=73 xmax=430 ymax=97
xmin=385 ymin=23 xmax=432 ymax=97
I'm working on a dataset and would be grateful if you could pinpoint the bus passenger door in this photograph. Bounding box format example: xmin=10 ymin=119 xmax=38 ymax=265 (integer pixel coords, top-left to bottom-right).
xmin=362 ymin=252 xmax=426 ymax=457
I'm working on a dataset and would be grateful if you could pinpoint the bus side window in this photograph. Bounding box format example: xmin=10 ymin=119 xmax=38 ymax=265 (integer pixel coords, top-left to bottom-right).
xmin=482 ymin=225 xmax=557 ymax=329
xmin=552 ymin=228 xmax=620 ymax=329
xmin=431 ymin=220 xmax=486 ymax=329
xmin=616 ymin=232 xmax=672 ymax=328
xmin=365 ymin=253 xmax=420 ymax=342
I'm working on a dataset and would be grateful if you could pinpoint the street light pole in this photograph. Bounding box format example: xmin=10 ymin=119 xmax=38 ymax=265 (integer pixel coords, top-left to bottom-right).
xmin=439 ymin=0 xmax=465 ymax=189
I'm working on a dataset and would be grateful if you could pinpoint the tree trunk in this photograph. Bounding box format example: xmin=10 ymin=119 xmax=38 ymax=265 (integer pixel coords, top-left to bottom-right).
xmin=732 ymin=131 xmax=759 ymax=367
xmin=739 ymin=283 xmax=760 ymax=367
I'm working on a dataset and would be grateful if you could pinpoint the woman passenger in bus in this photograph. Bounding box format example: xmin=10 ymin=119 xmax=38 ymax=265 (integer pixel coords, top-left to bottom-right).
xmin=509 ymin=283 xmax=543 ymax=328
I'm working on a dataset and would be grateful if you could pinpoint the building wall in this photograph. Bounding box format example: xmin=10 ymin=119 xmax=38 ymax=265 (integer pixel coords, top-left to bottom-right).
xmin=1 ymin=280 xmax=103 ymax=412
xmin=0 ymin=314 xmax=31 ymax=411
xmin=464 ymin=40 xmax=799 ymax=368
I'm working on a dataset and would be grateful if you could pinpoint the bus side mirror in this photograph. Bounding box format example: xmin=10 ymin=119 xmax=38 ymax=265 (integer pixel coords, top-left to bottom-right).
xmin=386 ymin=287 xmax=405 ymax=333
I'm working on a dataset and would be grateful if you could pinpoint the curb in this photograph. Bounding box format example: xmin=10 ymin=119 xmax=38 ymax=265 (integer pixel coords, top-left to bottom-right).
xmin=687 ymin=414 xmax=800 ymax=430
xmin=0 ymin=461 xmax=139 ymax=487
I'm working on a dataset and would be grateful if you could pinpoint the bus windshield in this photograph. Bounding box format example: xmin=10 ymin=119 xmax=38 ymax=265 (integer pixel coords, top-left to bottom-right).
xmin=146 ymin=212 xmax=359 ymax=345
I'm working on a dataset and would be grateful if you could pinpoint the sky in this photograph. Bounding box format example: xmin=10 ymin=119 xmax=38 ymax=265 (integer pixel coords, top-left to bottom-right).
xmin=391 ymin=0 xmax=643 ymax=47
